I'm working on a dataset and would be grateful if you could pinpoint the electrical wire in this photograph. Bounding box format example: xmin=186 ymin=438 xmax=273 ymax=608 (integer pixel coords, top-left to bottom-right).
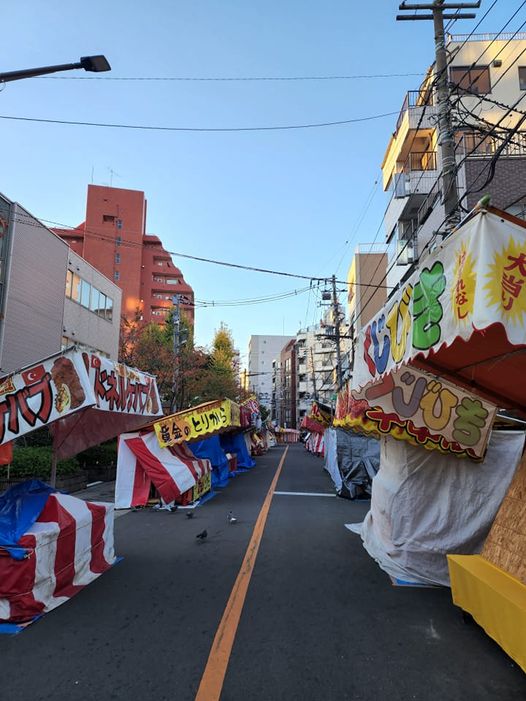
xmin=11 ymin=213 xmax=395 ymax=290
xmin=0 ymin=110 xmax=399 ymax=133
xmin=447 ymin=1 xmax=525 ymax=92
xmin=39 ymin=72 xmax=425 ymax=82
xmin=193 ymin=285 xmax=312 ymax=307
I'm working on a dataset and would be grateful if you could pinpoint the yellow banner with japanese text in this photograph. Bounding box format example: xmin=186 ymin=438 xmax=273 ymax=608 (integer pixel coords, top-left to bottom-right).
xmin=154 ymin=399 xmax=241 ymax=448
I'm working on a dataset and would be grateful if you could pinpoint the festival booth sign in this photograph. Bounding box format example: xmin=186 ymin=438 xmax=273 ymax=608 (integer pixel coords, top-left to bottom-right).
xmin=51 ymin=349 xmax=162 ymax=463
xmin=0 ymin=349 xmax=95 ymax=448
xmin=353 ymin=207 xmax=526 ymax=415
xmin=153 ymin=399 xmax=240 ymax=449
xmin=0 ymin=348 xmax=162 ymax=462
xmin=336 ymin=365 xmax=496 ymax=460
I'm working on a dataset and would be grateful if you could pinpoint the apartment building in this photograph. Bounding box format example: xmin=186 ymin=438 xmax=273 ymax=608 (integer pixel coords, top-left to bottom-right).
xmin=63 ymin=249 xmax=122 ymax=358
xmin=382 ymin=32 xmax=526 ymax=290
xmin=347 ymin=245 xmax=388 ymax=370
xmin=0 ymin=193 xmax=121 ymax=374
xmin=54 ymin=184 xmax=194 ymax=326
xmin=247 ymin=334 xmax=294 ymax=408
xmin=296 ymin=304 xmax=349 ymax=423
xmin=271 ymin=339 xmax=297 ymax=427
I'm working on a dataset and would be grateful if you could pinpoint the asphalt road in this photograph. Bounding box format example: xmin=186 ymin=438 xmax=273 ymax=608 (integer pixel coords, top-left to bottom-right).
xmin=0 ymin=444 xmax=524 ymax=700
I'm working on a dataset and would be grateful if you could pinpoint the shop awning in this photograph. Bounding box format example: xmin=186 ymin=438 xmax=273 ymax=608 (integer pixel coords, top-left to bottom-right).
xmin=353 ymin=207 xmax=526 ymax=414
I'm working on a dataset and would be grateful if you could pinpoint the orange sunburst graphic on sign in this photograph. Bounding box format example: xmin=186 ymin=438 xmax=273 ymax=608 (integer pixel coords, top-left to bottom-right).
xmin=484 ymin=237 xmax=526 ymax=324
xmin=451 ymin=242 xmax=476 ymax=322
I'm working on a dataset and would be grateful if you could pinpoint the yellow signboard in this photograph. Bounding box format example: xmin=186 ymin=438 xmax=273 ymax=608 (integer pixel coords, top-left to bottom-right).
xmin=154 ymin=398 xmax=241 ymax=448
xmin=193 ymin=472 xmax=211 ymax=502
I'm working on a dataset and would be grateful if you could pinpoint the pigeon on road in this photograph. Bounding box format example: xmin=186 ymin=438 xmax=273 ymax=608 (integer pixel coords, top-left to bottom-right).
xmin=186 ymin=512 xmax=194 ymax=519
xmin=196 ymin=529 xmax=208 ymax=541
xmin=227 ymin=511 xmax=237 ymax=524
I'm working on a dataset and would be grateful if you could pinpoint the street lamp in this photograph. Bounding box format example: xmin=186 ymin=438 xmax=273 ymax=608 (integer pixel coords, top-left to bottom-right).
xmin=0 ymin=55 xmax=111 ymax=83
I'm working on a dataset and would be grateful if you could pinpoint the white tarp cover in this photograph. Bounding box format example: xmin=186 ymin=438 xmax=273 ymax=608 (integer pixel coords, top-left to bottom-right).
xmin=323 ymin=428 xmax=342 ymax=492
xmin=359 ymin=430 xmax=525 ymax=586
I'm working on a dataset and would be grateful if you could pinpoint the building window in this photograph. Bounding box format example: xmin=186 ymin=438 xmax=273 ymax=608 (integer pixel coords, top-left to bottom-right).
xmin=115 ymin=252 xmax=121 ymax=264
xmin=80 ymin=279 xmax=91 ymax=308
xmin=65 ymin=269 xmax=73 ymax=297
xmin=105 ymin=296 xmax=113 ymax=322
xmin=70 ymin=273 xmax=81 ymax=303
xmin=116 ymin=219 xmax=123 ymax=229
xmin=165 ymin=278 xmax=180 ymax=285
xmin=114 ymin=271 xmax=120 ymax=281
xmin=519 ymin=67 xmax=526 ymax=91
xmin=450 ymin=65 xmax=490 ymax=95
xmin=116 ymin=235 xmax=122 ymax=246
xmin=103 ymin=214 xmax=116 ymax=224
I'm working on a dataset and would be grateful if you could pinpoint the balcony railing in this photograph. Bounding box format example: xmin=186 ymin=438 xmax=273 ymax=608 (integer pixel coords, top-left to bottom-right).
xmin=456 ymin=130 xmax=526 ymax=159
xmin=395 ymin=90 xmax=435 ymax=134
xmin=392 ymin=151 xmax=437 ymax=198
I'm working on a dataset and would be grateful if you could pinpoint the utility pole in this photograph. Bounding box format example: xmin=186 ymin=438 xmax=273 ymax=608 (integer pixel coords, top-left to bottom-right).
xmin=397 ymin=2 xmax=480 ymax=231
xmin=331 ymin=274 xmax=343 ymax=391
xmin=170 ymin=294 xmax=181 ymax=413
xmin=309 ymin=347 xmax=318 ymax=401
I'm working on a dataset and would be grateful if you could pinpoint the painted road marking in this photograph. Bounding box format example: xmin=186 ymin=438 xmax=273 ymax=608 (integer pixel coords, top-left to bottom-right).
xmin=274 ymin=491 xmax=336 ymax=497
xmin=195 ymin=447 xmax=289 ymax=701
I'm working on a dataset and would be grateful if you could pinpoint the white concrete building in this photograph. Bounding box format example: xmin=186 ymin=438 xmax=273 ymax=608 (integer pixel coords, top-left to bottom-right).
xmin=63 ymin=250 xmax=122 ymax=359
xmin=382 ymin=33 xmax=526 ymax=291
xmin=247 ymin=334 xmax=294 ymax=408
xmin=0 ymin=192 xmax=121 ymax=375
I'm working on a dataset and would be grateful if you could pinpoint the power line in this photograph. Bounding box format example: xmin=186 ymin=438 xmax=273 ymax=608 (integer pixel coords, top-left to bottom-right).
xmin=11 ymin=213 xmax=395 ymax=290
xmin=445 ymin=0 xmax=523 ymax=91
xmin=39 ymin=72 xmax=425 ymax=82
xmin=0 ymin=110 xmax=399 ymax=133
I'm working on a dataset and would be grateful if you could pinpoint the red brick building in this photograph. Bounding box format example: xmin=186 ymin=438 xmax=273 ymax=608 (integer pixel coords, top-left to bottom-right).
xmin=54 ymin=185 xmax=194 ymax=325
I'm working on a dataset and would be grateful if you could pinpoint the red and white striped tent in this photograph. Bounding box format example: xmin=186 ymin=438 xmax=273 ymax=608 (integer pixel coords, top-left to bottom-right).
xmin=305 ymin=432 xmax=325 ymax=456
xmin=0 ymin=493 xmax=115 ymax=625
xmin=115 ymin=431 xmax=212 ymax=509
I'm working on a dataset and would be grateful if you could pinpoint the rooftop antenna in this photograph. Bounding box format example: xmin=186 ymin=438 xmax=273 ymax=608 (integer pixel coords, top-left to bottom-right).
xmin=107 ymin=167 xmax=121 ymax=187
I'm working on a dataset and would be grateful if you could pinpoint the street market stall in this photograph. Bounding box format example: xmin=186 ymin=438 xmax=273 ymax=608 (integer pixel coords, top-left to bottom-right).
xmin=0 ymin=481 xmax=116 ymax=629
xmin=151 ymin=398 xmax=245 ymax=491
xmin=0 ymin=347 xmax=162 ymax=627
xmin=115 ymin=431 xmax=212 ymax=509
xmin=346 ymin=205 xmax=526 ymax=667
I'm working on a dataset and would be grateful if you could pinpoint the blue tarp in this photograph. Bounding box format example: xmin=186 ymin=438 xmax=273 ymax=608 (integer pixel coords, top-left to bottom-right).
xmin=188 ymin=435 xmax=230 ymax=488
xmin=220 ymin=432 xmax=255 ymax=469
xmin=0 ymin=480 xmax=56 ymax=560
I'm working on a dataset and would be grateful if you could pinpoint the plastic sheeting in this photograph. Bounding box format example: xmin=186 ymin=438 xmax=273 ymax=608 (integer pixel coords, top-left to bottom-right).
xmin=220 ymin=432 xmax=255 ymax=468
xmin=323 ymin=429 xmax=379 ymax=497
xmin=0 ymin=481 xmax=57 ymax=559
xmin=189 ymin=435 xmax=230 ymax=488
xmin=323 ymin=429 xmax=342 ymax=492
xmin=0 ymin=492 xmax=115 ymax=624
xmin=359 ymin=430 xmax=526 ymax=586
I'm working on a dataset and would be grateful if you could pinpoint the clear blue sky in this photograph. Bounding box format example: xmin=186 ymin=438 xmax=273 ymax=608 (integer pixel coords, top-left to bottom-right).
xmin=1 ymin=1 xmax=519 ymax=361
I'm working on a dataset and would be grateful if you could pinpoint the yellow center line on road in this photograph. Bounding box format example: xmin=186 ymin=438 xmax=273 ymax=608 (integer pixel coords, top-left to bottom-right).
xmin=195 ymin=446 xmax=289 ymax=701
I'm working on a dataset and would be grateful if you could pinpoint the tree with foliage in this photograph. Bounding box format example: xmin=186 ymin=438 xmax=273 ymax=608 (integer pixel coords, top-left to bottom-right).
xmin=120 ymin=313 xmax=244 ymax=411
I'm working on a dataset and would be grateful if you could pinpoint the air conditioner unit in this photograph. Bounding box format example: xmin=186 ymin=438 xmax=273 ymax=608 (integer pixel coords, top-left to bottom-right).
xmin=396 ymin=238 xmax=416 ymax=266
